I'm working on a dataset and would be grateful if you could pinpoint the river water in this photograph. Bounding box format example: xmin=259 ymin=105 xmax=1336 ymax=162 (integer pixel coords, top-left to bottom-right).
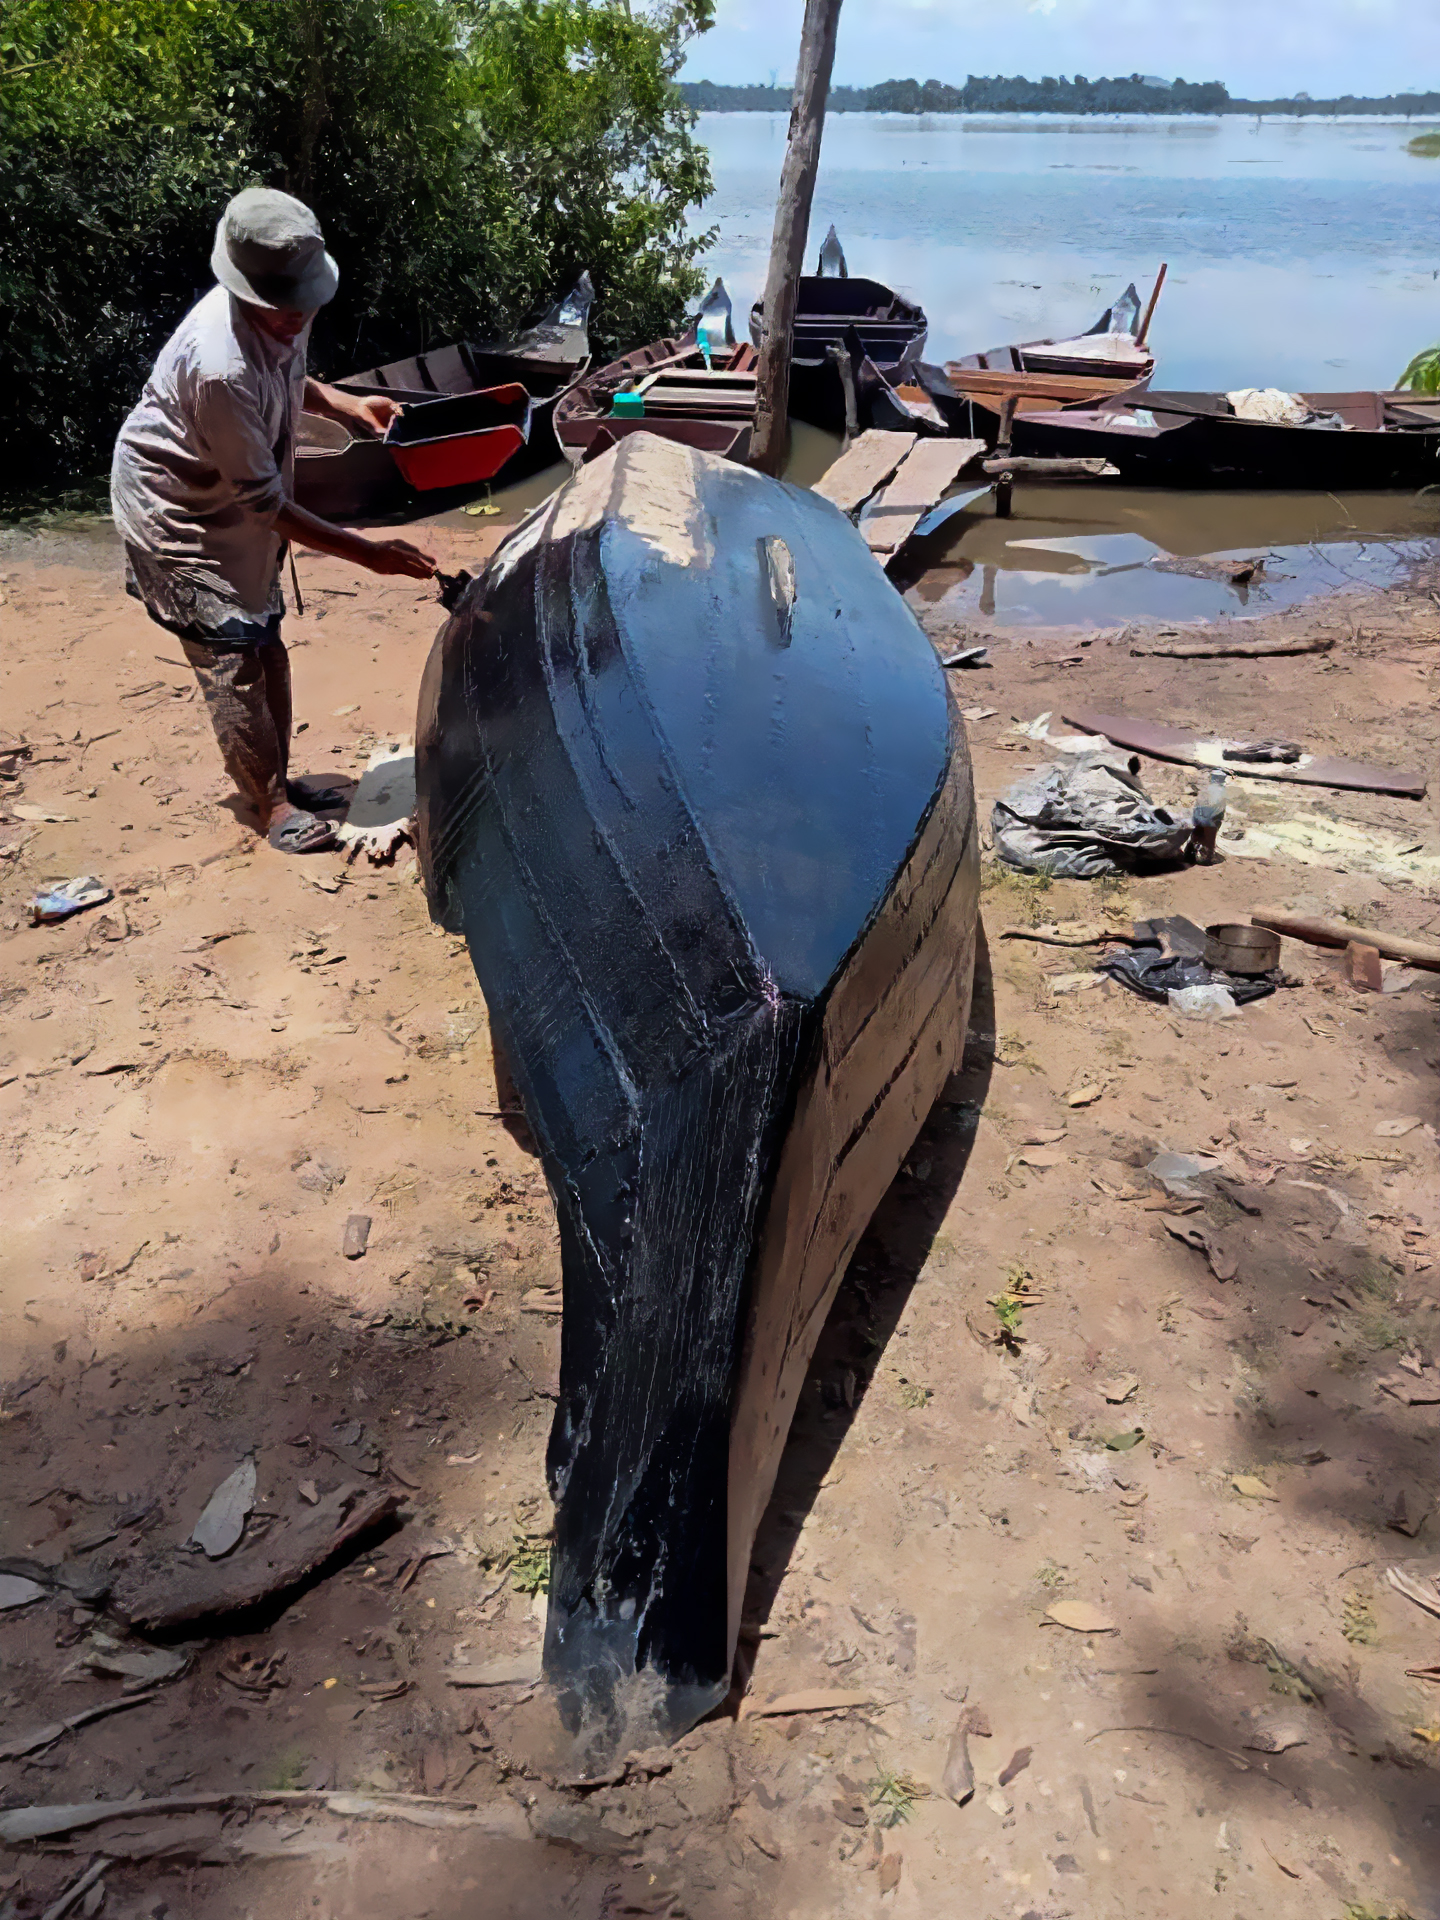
xmin=695 ymin=112 xmax=1440 ymax=391
xmin=690 ymin=111 xmax=1440 ymax=623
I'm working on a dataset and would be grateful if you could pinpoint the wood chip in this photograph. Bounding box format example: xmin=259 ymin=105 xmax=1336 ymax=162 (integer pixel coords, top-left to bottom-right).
xmin=1231 ymin=1476 xmax=1279 ymax=1501
xmin=342 ymin=1214 xmax=372 ymax=1260
xmin=446 ymin=1652 xmax=542 ymax=1688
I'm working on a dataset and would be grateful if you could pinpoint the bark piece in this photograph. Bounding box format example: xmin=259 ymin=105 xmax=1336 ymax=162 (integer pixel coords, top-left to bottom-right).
xmin=111 ymin=1486 xmax=401 ymax=1634
xmin=1044 ymin=1602 xmax=1116 ymax=1633
xmin=737 ymin=1688 xmax=875 ymax=1720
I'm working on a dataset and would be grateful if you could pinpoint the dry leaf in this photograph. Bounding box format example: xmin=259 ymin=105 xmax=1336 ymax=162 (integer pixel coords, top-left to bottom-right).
xmin=1067 ymin=1084 xmax=1102 ymax=1108
xmin=189 ymin=1458 xmax=256 ymax=1558
xmin=941 ymin=1720 xmax=974 ymax=1806
xmin=1374 ymin=1116 xmax=1423 ymax=1138
xmin=1386 ymin=1565 xmax=1440 ymax=1621
xmin=1100 ymin=1376 xmax=1139 ymax=1404
xmin=1044 ymin=1601 xmax=1116 ymax=1633
xmin=1231 ymin=1476 xmax=1279 ymax=1501
xmin=1022 ymin=1126 xmax=1067 ymax=1146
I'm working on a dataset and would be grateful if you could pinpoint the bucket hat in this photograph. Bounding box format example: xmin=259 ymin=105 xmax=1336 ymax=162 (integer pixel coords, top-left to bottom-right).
xmin=211 ymin=188 xmax=339 ymax=311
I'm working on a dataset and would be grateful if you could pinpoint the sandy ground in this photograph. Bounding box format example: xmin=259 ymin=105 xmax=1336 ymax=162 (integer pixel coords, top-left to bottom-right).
xmin=2 ymin=485 xmax=1439 ymax=1920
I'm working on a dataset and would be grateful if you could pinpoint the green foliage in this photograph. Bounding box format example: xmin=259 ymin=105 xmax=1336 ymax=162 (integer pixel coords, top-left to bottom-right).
xmin=1 ymin=0 xmax=715 ymax=499
xmin=1407 ymin=132 xmax=1440 ymax=157
xmin=1397 ymin=344 xmax=1440 ymax=393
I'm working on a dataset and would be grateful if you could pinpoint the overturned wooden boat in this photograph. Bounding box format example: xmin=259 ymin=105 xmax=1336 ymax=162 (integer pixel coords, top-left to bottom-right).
xmin=415 ymin=434 xmax=978 ymax=1753
xmin=750 ymin=228 xmax=929 ymax=434
xmin=295 ymin=275 xmax=593 ymax=518
xmin=1009 ymin=387 xmax=1440 ymax=489
xmin=553 ymin=279 xmax=757 ymax=466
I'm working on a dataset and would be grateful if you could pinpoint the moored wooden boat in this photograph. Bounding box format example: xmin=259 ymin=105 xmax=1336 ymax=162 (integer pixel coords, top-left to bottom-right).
xmin=934 ymin=286 xmax=1156 ymax=442
xmin=749 ymin=229 xmax=929 ymax=433
xmin=1010 ymin=388 xmax=1440 ymax=488
xmin=553 ymin=279 xmax=758 ymax=466
xmin=415 ymin=434 xmax=978 ymax=1755
xmin=295 ymin=275 xmax=593 ymax=518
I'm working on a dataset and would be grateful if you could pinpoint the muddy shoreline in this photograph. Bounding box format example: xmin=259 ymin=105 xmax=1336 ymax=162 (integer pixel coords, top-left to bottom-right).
xmin=2 ymin=505 xmax=1438 ymax=1918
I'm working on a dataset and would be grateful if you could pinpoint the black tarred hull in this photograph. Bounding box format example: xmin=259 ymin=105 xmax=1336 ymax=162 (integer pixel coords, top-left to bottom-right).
xmin=1012 ymin=392 xmax=1440 ymax=489
xmin=415 ymin=436 xmax=977 ymax=1754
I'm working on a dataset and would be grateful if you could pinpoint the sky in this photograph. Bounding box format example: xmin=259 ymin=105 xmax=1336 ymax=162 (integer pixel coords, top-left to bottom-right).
xmin=679 ymin=0 xmax=1440 ymax=101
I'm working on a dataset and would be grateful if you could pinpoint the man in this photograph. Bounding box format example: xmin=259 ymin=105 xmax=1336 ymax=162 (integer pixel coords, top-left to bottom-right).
xmin=112 ymin=187 xmax=438 ymax=852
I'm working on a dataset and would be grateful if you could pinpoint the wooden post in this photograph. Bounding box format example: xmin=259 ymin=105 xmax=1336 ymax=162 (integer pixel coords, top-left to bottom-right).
xmin=750 ymin=0 xmax=844 ymax=478
xmin=993 ymin=395 xmax=1017 ymax=520
xmin=1137 ymin=262 xmax=1168 ymax=348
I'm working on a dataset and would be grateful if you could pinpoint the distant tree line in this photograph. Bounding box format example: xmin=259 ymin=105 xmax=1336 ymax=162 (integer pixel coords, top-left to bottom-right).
xmin=681 ymin=74 xmax=1440 ymax=117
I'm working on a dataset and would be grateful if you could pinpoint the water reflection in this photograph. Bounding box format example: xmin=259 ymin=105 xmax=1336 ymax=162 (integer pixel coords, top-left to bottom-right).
xmin=901 ymin=481 xmax=1437 ymax=625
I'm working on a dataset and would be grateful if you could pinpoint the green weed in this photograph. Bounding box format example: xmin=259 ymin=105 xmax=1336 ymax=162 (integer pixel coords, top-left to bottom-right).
xmin=1036 ymin=1559 xmax=1067 ymax=1588
xmin=1342 ymin=1592 xmax=1378 ymax=1646
xmin=507 ymin=1532 xmax=551 ymax=1595
xmin=868 ymin=1768 xmax=922 ymax=1828
xmin=264 ymin=1748 xmax=309 ymax=1791
xmin=898 ymin=1380 xmax=931 ymax=1410
xmin=1407 ymin=131 xmax=1440 ymax=157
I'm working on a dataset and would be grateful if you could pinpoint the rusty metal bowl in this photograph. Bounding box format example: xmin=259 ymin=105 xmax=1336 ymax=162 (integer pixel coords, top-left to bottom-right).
xmin=1204 ymin=922 xmax=1281 ymax=976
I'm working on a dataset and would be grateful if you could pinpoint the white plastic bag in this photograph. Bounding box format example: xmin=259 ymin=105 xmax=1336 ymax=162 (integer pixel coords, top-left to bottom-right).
xmin=1168 ymin=984 xmax=1239 ymax=1021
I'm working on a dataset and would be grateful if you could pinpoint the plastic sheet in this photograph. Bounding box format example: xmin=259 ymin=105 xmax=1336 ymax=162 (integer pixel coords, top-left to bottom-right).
xmin=1099 ymin=946 xmax=1277 ymax=1005
xmin=991 ymin=754 xmax=1193 ymax=878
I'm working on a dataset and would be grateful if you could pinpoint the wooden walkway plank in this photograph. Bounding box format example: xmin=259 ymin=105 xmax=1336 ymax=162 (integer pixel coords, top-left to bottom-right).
xmin=812 ymin=429 xmax=916 ymax=514
xmin=861 ymin=438 xmax=987 ymax=556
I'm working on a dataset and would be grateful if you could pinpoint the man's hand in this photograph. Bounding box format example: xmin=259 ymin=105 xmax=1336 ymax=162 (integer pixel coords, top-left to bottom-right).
xmin=364 ymin=537 xmax=438 ymax=579
xmin=351 ymin=394 xmax=400 ymax=438
xmin=302 ymin=379 xmax=401 ymax=438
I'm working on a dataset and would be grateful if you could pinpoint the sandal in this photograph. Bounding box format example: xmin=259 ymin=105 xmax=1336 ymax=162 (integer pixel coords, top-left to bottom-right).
xmin=285 ymin=779 xmax=347 ymax=810
xmin=267 ymin=811 xmax=337 ymax=854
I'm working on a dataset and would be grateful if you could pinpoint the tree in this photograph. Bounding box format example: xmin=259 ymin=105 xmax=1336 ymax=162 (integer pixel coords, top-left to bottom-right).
xmin=0 ymin=0 xmax=716 ymax=500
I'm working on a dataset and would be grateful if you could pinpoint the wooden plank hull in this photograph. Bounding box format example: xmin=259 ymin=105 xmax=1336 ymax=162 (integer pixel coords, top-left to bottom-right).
xmin=415 ymin=435 xmax=978 ymax=1756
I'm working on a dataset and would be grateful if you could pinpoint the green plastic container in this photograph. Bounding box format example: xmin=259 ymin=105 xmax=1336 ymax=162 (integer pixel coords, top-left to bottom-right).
xmin=610 ymin=389 xmax=645 ymax=419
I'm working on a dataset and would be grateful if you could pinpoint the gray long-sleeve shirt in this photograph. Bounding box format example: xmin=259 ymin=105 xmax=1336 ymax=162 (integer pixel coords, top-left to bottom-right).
xmin=111 ymin=286 xmax=309 ymax=632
